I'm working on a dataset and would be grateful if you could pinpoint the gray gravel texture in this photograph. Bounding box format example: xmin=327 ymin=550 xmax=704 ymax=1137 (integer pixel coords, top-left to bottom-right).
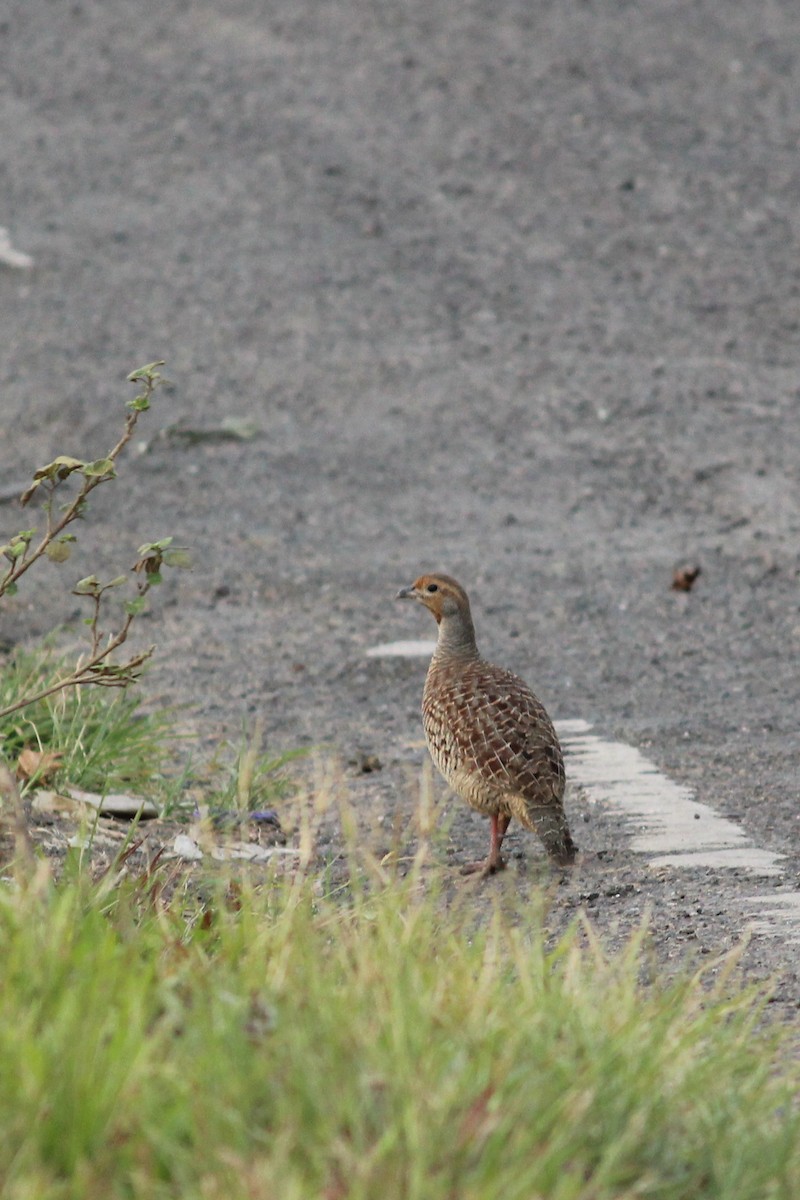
xmin=2 ymin=1 xmax=799 ymax=1005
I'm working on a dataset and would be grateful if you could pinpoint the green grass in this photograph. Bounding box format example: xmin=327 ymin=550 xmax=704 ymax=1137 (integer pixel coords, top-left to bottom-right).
xmin=1 ymin=647 xmax=798 ymax=1198
xmin=195 ymin=726 xmax=305 ymax=820
xmin=0 ymin=857 xmax=797 ymax=1200
xmin=0 ymin=645 xmax=177 ymax=798
xmin=0 ymin=647 xmax=300 ymax=819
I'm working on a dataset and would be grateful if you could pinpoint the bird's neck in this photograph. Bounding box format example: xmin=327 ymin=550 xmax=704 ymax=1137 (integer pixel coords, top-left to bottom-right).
xmin=433 ymin=609 xmax=479 ymax=663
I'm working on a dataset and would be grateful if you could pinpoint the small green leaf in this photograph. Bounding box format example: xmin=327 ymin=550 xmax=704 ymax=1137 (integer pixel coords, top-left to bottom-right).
xmin=127 ymin=361 xmax=165 ymax=382
xmin=138 ymin=537 xmax=173 ymax=555
xmin=2 ymin=531 xmax=36 ymax=558
xmin=126 ymin=394 xmax=151 ymax=412
xmin=147 ymin=571 xmax=163 ymax=586
xmin=163 ymin=549 xmax=192 ymax=569
xmin=45 ymin=541 xmax=72 ymax=563
xmin=74 ymin=575 xmax=100 ymax=595
xmin=81 ymin=458 xmax=116 ymax=479
xmin=104 ymin=575 xmax=128 ymax=589
xmin=125 ymin=596 xmax=147 ymax=616
xmin=5 ymin=581 xmax=18 ymax=597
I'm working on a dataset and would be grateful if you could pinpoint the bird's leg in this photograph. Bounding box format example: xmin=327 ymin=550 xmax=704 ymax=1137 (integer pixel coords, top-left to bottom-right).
xmin=490 ymin=812 xmax=511 ymax=869
xmin=461 ymin=813 xmax=511 ymax=877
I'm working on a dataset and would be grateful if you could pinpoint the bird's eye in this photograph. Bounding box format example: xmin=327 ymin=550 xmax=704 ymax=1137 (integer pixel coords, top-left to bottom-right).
xmin=426 ymin=583 xmax=439 ymax=593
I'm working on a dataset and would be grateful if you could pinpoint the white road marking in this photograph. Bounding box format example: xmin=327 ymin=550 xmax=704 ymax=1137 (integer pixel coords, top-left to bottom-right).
xmin=366 ymin=639 xmax=437 ymax=658
xmin=744 ymin=894 xmax=800 ymax=945
xmin=558 ymin=718 xmax=800 ymax=945
xmin=0 ymin=227 xmax=33 ymax=269
xmin=557 ymin=719 xmax=780 ymax=874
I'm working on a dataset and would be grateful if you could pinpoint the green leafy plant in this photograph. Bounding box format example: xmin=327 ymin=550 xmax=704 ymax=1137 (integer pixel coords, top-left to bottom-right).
xmin=0 ymin=363 xmax=190 ymax=723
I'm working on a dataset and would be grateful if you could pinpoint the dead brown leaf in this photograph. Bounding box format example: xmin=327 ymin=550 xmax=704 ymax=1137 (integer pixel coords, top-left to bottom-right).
xmin=16 ymin=747 xmax=63 ymax=783
xmin=671 ymin=564 xmax=702 ymax=592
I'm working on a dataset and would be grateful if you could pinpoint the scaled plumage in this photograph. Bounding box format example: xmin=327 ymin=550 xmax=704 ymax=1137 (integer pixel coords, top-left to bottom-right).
xmin=397 ymin=573 xmax=576 ymax=875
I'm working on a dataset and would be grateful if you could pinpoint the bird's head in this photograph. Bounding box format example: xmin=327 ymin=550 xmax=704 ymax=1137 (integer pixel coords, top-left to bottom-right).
xmin=395 ymin=573 xmax=471 ymax=625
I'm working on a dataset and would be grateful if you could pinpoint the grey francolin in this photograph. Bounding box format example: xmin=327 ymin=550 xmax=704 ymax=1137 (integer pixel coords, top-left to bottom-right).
xmin=397 ymin=573 xmax=576 ymax=875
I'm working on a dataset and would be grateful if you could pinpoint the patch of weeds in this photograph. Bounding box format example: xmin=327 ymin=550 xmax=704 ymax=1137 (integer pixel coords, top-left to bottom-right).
xmin=189 ymin=722 xmax=307 ymax=824
xmin=0 ymin=643 xmax=181 ymax=799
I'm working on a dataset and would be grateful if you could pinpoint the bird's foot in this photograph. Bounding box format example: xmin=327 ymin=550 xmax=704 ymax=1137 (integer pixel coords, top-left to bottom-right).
xmin=460 ymin=856 xmax=506 ymax=878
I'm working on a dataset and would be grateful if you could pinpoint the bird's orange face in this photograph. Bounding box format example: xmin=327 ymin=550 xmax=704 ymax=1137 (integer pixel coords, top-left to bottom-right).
xmin=396 ymin=573 xmax=468 ymax=623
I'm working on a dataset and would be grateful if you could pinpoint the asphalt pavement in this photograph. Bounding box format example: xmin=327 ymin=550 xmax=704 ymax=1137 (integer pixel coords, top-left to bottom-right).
xmin=1 ymin=0 xmax=799 ymax=1004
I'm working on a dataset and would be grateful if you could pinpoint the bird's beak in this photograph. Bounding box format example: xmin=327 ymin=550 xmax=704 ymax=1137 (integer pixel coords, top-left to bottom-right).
xmin=396 ymin=585 xmax=417 ymax=601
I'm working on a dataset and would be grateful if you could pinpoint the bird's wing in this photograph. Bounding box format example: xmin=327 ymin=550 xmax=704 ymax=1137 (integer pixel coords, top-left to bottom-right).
xmin=449 ymin=662 xmax=565 ymax=804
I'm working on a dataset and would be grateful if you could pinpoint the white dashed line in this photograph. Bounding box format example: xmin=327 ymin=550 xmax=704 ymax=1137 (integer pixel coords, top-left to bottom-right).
xmin=0 ymin=226 xmax=33 ymax=270
xmin=558 ymin=719 xmax=781 ymax=875
xmin=366 ymin=640 xmax=437 ymax=659
xmin=744 ymin=894 xmax=800 ymax=945
xmin=558 ymin=719 xmax=800 ymax=945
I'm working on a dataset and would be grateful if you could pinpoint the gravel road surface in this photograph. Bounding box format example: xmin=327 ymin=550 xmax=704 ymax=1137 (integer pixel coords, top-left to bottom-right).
xmin=2 ymin=0 xmax=799 ymax=1008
